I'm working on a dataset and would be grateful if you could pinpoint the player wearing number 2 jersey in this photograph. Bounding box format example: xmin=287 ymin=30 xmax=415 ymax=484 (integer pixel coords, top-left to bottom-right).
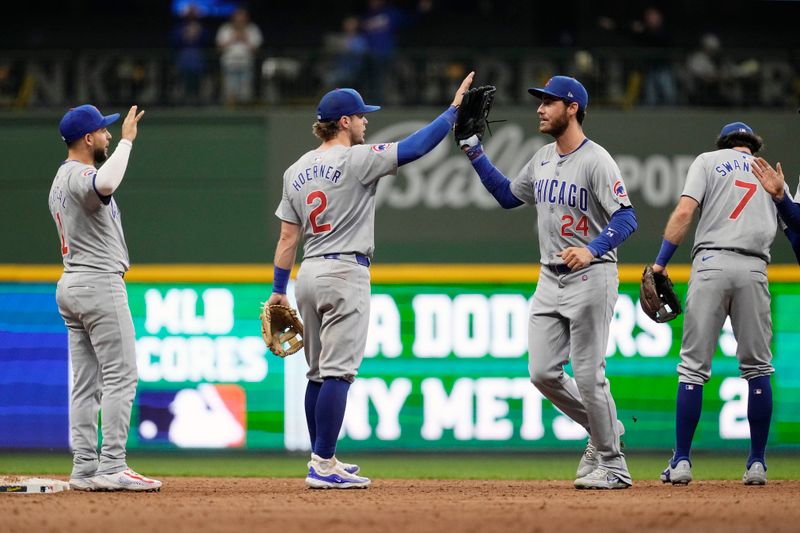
xmin=48 ymin=104 xmax=160 ymax=492
xmin=458 ymin=76 xmax=637 ymax=489
xmin=654 ymin=122 xmax=777 ymax=486
xmin=266 ymin=73 xmax=475 ymax=489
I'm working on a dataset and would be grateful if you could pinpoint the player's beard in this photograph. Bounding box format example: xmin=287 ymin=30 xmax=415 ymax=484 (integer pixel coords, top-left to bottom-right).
xmin=94 ymin=145 xmax=108 ymax=163
xmin=541 ymin=108 xmax=569 ymax=137
xmin=350 ymin=129 xmax=364 ymax=145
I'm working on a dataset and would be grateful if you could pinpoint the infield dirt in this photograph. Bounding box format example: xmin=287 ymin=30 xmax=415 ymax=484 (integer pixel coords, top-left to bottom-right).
xmin=2 ymin=478 xmax=799 ymax=533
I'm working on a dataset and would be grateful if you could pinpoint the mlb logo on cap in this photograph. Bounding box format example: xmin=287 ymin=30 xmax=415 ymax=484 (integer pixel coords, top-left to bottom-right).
xmin=528 ymin=76 xmax=589 ymax=111
xmin=719 ymin=121 xmax=754 ymax=137
xmin=59 ymin=104 xmax=120 ymax=143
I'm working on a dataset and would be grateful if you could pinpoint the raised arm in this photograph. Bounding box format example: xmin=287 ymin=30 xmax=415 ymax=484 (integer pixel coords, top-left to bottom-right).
xmin=396 ymin=72 xmax=474 ymax=166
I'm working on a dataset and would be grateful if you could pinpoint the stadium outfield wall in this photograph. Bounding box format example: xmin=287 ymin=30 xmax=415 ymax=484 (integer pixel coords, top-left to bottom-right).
xmin=2 ymin=108 xmax=800 ymax=265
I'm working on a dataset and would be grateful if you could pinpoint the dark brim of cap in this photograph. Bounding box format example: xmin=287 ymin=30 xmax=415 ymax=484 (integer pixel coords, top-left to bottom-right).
xmin=528 ymin=87 xmax=553 ymax=99
xmin=362 ymin=105 xmax=381 ymax=114
xmin=101 ymin=113 xmax=121 ymax=128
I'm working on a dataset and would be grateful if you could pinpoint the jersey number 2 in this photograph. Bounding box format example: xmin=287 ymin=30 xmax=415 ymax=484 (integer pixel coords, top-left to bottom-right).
xmin=729 ymin=180 xmax=757 ymax=220
xmin=561 ymin=214 xmax=589 ymax=237
xmin=56 ymin=212 xmax=69 ymax=256
xmin=306 ymin=191 xmax=332 ymax=234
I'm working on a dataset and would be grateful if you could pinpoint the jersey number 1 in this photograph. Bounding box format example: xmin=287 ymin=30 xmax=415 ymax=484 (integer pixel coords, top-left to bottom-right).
xmin=306 ymin=191 xmax=332 ymax=234
xmin=56 ymin=212 xmax=69 ymax=256
xmin=729 ymin=180 xmax=757 ymax=220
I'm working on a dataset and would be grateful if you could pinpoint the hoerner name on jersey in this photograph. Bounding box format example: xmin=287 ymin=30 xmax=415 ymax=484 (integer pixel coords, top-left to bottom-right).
xmin=292 ymin=163 xmax=342 ymax=191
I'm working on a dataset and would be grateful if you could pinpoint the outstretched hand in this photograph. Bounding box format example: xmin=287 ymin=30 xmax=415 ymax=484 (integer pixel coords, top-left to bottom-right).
xmin=121 ymin=105 xmax=145 ymax=142
xmin=752 ymin=157 xmax=785 ymax=201
xmin=451 ymin=71 xmax=475 ymax=108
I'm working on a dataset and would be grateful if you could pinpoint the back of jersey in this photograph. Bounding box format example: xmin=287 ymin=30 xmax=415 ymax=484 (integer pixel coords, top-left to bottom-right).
xmin=683 ymin=149 xmax=777 ymax=262
xmin=275 ymin=143 xmax=398 ymax=259
xmin=48 ymin=161 xmax=130 ymax=272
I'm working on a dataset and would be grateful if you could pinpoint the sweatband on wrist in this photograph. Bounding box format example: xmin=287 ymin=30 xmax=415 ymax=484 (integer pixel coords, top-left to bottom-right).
xmin=272 ymin=266 xmax=291 ymax=294
xmin=655 ymin=239 xmax=679 ymax=267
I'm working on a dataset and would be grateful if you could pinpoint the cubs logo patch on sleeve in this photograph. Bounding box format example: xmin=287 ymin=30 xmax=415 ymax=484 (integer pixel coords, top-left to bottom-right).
xmin=613 ymin=179 xmax=627 ymax=198
xmin=81 ymin=168 xmax=96 ymax=178
xmin=371 ymin=143 xmax=392 ymax=153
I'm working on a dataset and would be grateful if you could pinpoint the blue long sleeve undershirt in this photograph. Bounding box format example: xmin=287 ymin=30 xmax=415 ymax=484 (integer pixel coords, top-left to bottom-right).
xmin=468 ymin=149 xmax=637 ymax=255
xmin=784 ymin=227 xmax=800 ymax=264
xmin=397 ymin=106 xmax=458 ymax=166
xmin=586 ymin=206 xmax=638 ymax=257
xmin=776 ymin=194 xmax=800 ymax=233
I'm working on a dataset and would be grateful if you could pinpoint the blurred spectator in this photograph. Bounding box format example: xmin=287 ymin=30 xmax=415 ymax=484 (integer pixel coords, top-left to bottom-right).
xmin=172 ymin=3 xmax=209 ymax=105
xmin=323 ymin=15 xmax=368 ymax=89
xmin=686 ymin=33 xmax=724 ymax=106
xmin=361 ymin=0 xmax=431 ymax=103
xmin=216 ymin=6 xmax=263 ymax=105
xmin=631 ymin=7 xmax=677 ymax=106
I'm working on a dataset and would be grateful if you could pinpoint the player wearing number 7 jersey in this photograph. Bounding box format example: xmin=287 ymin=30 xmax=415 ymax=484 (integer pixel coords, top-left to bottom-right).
xmin=266 ymin=72 xmax=475 ymax=489
xmin=653 ymin=122 xmax=777 ymax=486
xmin=458 ymin=76 xmax=637 ymax=489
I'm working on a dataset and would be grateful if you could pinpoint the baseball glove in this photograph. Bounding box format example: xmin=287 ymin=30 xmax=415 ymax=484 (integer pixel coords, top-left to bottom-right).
xmin=639 ymin=266 xmax=682 ymax=323
xmin=454 ymin=85 xmax=497 ymax=145
xmin=260 ymin=303 xmax=304 ymax=357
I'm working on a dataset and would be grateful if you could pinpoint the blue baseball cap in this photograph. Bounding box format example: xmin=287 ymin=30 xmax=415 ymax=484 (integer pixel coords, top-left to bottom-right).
xmin=719 ymin=121 xmax=754 ymax=137
xmin=528 ymin=76 xmax=589 ymax=111
xmin=316 ymin=88 xmax=380 ymax=121
xmin=59 ymin=104 xmax=120 ymax=143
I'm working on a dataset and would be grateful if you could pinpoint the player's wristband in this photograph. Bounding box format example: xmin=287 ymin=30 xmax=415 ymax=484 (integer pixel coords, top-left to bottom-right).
xmin=272 ymin=266 xmax=291 ymax=294
xmin=655 ymin=239 xmax=679 ymax=267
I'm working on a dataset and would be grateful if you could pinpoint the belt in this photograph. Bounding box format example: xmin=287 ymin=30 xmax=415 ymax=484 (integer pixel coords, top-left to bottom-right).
xmin=323 ymin=253 xmax=371 ymax=267
xmin=545 ymin=264 xmax=573 ymax=275
xmin=699 ymin=248 xmax=761 ymax=259
xmin=544 ymin=261 xmax=612 ymax=275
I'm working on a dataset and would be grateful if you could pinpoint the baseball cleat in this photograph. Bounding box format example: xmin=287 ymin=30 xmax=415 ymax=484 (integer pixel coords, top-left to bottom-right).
xmin=337 ymin=459 xmax=360 ymax=475
xmin=69 ymin=477 xmax=99 ymax=491
xmin=574 ymin=467 xmax=631 ymax=490
xmin=306 ymin=454 xmax=370 ymax=489
xmin=743 ymin=461 xmax=767 ymax=486
xmin=576 ymin=420 xmax=625 ymax=478
xmin=91 ymin=468 xmax=162 ymax=492
xmin=660 ymin=459 xmax=692 ymax=485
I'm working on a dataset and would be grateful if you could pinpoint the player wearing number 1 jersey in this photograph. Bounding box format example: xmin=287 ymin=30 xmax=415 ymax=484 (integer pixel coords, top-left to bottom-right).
xmin=266 ymin=73 xmax=475 ymax=489
xmin=48 ymin=104 xmax=160 ymax=492
xmin=458 ymin=76 xmax=637 ymax=489
xmin=653 ymin=122 xmax=776 ymax=486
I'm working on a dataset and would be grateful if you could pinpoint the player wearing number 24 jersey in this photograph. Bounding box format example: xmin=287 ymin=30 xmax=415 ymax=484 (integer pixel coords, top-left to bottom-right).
xmin=267 ymin=73 xmax=476 ymax=489
xmin=458 ymin=76 xmax=637 ymax=489
xmin=653 ymin=122 xmax=778 ymax=486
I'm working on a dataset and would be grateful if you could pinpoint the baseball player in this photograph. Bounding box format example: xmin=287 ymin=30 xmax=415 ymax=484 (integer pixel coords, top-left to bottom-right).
xmin=457 ymin=76 xmax=637 ymax=489
xmin=654 ymin=122 xmax=776 ymax=486
xmin=267 ymin=73 xmax=475 ymax=489
xmin=49 ymin=104 xmax=161 ymax=492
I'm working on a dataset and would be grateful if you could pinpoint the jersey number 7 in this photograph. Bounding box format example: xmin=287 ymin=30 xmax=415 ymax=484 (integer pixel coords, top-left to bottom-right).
xmin=729 ymin=180 xmax=758 ymax=220
xmin=307 ymin=191 xmax=332 ymax=234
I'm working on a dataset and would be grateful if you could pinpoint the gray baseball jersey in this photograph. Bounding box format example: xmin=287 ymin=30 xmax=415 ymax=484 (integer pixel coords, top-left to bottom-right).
xmin=682 ymin=149 xmax=777 ymax=262
xmin=678 ymin=148 xmax=776 ymax=385
xmin=275 ymin=141 xmax=398 ymax=381
xmin=511 ymin=139 xmax=632 ymax=265
xmin=49 ymin=157 xmax=137 ymax=480
xmin=275 ymin=143 xmax=398 ymax=260
xmin=509 ymin=138 xmax=632 ymax=484
xmin=48 ymin=160 xmax=130 ymax=273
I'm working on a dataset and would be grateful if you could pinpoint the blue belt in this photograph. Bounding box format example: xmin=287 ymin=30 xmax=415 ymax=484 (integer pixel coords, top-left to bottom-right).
xmin=323 ymin=253 xmax=371 ymax=267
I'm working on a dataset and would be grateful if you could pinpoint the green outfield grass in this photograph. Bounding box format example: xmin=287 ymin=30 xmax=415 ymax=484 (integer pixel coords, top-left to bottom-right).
xmin=1 ymin=451 xmax=798 ymax=480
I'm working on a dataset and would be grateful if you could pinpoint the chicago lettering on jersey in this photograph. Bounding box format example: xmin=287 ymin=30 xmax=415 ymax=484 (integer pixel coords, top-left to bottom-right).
xmin=532 ymin=178 xmax=589 ymax=212
xmin=292 ymin=164 xmax=342 ymax=191
xmin=715 ymin=157 xmax=751 ymax=177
